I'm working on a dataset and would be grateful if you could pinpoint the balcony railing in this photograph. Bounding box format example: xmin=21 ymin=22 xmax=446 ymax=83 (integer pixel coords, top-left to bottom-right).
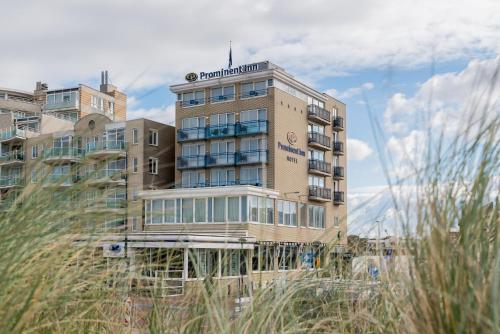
xmin=0 ymin=151 xmax=24 ymax=164
xmin=177 ymin=155 xmax=206 ymax=169
xmin=43 ymin=99 xmax=78 ymax=111
xmin=209 ymin=93 xmax=236 ymax=103
xmin=235 ymin=120 xmax=268 ymax=136
xmin=206 ymin=124 xmax=235 ymax=139
xmin=333 ymin=191 xmax=345 ymax=204
xmin=86 ymin=141 xmax=126 ymax=154
xmin=332 ymin=141 xmax=344 ymax=155
xmin=206 ymin=152 xmax=235 ymax=167
xmin=332 ymin=116 xmax=344 ymax=130
xmin=0 ymin=177 xmax=23 ymax=188
xmin=308 ymin=159 xmax=331 ymax=175
xmin=0 ymin=127 xmax=26 ymax=142
xmin=333 ymin=166 xmax=344 ymax=179
xmin=308 ymin=186 xmax=332 ymax=201
xmin=308 ymin=132 xmax=331 ymax=150
xmin=236 ymin=150 xmax=268 ymax=165
xmin=43 ymin=147 xmax=84 ymax=161
xmin=241 ymin=88 xmax=267 ymax=99
xmin=177 ymin=127 xmax=206 ymax=142
xmin=42 ymin=174 xmax=77 ymax=186
xmin=238 ymin=178 xmax=263 ymax=187
xmin=87 ymin=169 xmax=126 ymax=183
xmin=307 ymin=105 xmax=331 ymax=125
xmin=181 ymin=98 xmax=205 ymax=107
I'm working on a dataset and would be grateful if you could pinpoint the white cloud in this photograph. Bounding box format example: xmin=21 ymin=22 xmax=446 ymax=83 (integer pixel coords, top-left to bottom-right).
xmin=0 ymin=0 xmax=499 ymax=91
xmin=347 ymin=138 xmax=374 ymax=161
xmin=326 ymin=82 xmax=374 ymax=100
xmin=128 ymin=104 xmax=175 ymax=125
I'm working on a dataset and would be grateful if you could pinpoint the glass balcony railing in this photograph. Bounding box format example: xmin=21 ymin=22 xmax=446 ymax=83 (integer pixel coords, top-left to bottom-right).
xmin=177 ymin=127 xmax=206 ymax=142
xmin=43 ymin=99 xmax=78 ymax=111
xmin=308 ymin=186 xmax=332 ymax=201
xmin=43 ymin=174 xmax=76 ymax=186
xmin=332 ymin=141 xmax=344 ymax=155
xmin=241 ymin=88 xmax=267 ymax=99
xmin=307 ymin=105 xmax=331 ymax=124
xmin=206 ymin=124 xmax=235 ymax=138
xmin=308 ymin=159 xmax=331 ymax=175
xmin=177 ymin=155 xmax=206 ymax=169
xmin=87 ymin=198 xmax=127 ymax=210
xmin=308 ymin=132 xmax=331 ymax=150
xmin=333 ymin=166 xmax=344 ymax=179
xmin=43 ymin=147 xmax=84 ymax=160
xmin=87 ymin=169 xmax=126 ymax=182
xmin=235 ymin=120 xmax=268 ymax=136
xmin=181 ymin=98 xmax=205 ymax=107
xmin=333 ymin=191 xmax=345 ymax=204
xmin=333 ymin=116 xmax=344 ymax=130
xmin=236 ymin=150 xmax=268 ymax=165
xmin=209 ymin=93 xmax=236 ymax=103
xmin=86 ymin=141 xmax=126 ymax=154
xmin=0 ymin=151 xmax=24 ymax=164
xmin=0 ymin=127 xmax=26 ymax=142
xmin=0 ymin=177 xmax=23 ymax=188
xmin=206 ymin=152 xmax=235 ymax=166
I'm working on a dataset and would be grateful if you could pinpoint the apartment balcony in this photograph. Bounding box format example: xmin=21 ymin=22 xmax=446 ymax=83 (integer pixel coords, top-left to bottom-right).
xmin=235 ymin=120 xmax=268 ymax=136
xmin=177 ymin=155 xmax=206 ymax=170
xmin=307 ymin=105 xmax=331 ymax=125
xmin=308 ymin=132 xmax=331 ymax=151
xmin=86 ymin=141 xmax=127 ymax=159
xmin=42 ymin=174 xmax=79 ymax=187
xmin=85 ymin=198 xmax=127 ymax=214
xmin=0 ymin=151 xmax=24 ymax=166
xmin=209 ymin=93 xmax=236 ymax=103
xmin=332 ymin=141 xmax=344 ymax=155
xmin=332 ymin=116 xmax=344 ymax=131
xmin=206 ymin=124 xmax=235 ymax=139
xmin=0 ymin=177 xmax=23 ymax=189
xmin=43 ymin=99 xmax=78 ymax=111
xmin=177 ymin=127 xmax=206 ymax=142
xmin=0 ymin=127 xmax=26 ymax=143
xmin=333 ymin=166 xmax=345 ymax=180
xmin=308 ymin=185 xmax=332 ymax=202
xmin=241 ymin=88 xmax=267 ymax=99
xmin=333 ymin=191 xmax=345 ymax=205
xmin=86 ymin=169 xmax=127 ymax=186
xmin=181 ymin=97 xmax=205 ymax=108
xmin=206 ymin=152 xmax=235 ymax=167
xmin=308 ymin=159 xmax=331 ymax=176
xmin=43 ymin=147 xmax=83 ymax=163
xmin=236 ymin=150 xmax=268 ymax=165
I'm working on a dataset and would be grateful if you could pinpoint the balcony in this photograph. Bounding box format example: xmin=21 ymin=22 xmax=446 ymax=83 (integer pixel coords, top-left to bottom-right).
xmin=181 ymin=97 xmax=205 ymax=108
xmin=308 ymin=186 xmax=332 ymax=202
xmin=308 ymin=132 xmax=331 ymax=151
xmin=0 ymin=127 xmax=26 ymax=143
xmin=86 ymin=169 xmax=126 ymax=186
xmin=241 ymin=88 xmax=267 ymax=99
xmin=0 ymin=177 xmax=23 ymax=189
xmin=43 ymin=99 xmax=78 ymax=111
xmin=86 ymin=141 xmax=127 ymax=159
xmin=236 ymin=150 xmax=268 ymax=165
xmin=206 ymin=152 xmax=235 ymax=167
xmin=332 ymin=116 xmax=344 ymax=131
xmin=177 ymin=155 xmax=206 ymax=170
xmin=333 ymin=191 xmax=345 ymax=205
xmin=235 ymin=120 xmax=268 ymax=136
xmin=332 ymin=141 xmax=344 ymax=155
xmin=307 ymin=105 xmax=331 ymax=125
xmin=43 ymin=147 xmax=83 ymax=163
xmin=333 ymin=166 xmax=345 ymax=180
xmin=177 ymin=127 xmax=206 ymax=142
xmin=85 ymin=198 xmax=127 ymax=213
xmin=42 ymin=174 xmax=78 ymax=187
xmin=209 ymin=93 xmax=235 ymax=103
xmin=308 ymin=159 xmax=331 ymax=176
xmin=0 ymin=151 xmax=24 ymax=166
xmin=206 ymin=124 xmax=235 ymax=139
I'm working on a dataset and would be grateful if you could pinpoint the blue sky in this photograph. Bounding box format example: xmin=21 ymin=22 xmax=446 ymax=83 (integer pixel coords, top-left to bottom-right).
xmin=1 ymin=0 xmax=498 ymax=235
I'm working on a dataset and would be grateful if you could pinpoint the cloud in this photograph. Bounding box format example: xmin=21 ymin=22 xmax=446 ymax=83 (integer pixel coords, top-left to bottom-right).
xmin=326 ymin=82 xmax=374 ymax=100
xmin=0 ymin=0 xmax=499 ymax=91
xmin=347 ymin=138 xmax=374 ymax=161
xmin=128 ymin=104 xmax=175 ymax=125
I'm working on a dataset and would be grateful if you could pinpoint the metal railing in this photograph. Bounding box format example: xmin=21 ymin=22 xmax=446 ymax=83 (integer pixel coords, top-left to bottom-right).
xmin=0 ymin=177 xmax=23 ymax=187
xmin=332 ymin=141 xmax=344 ymax=154
xmin=43 ymin=147 xmax=84 ymax=159
xmin=308 ymin=132 xmax=331 ymax=149
xmin=333 ymin=191 xmax=345 ymax=204
xmin=308 ymin=159 xmax=331 ymax=174
xmin=0 ymin=151 xmax=24 ymax=164
xmin=308 ymin=105 xmax=331 ymax=124
xmin=209 ymin=93 xmax=236 ymax=103
xmin=235 ymin=120 xmax=268 ymax=136
xmin=0 ymin=127 xmax=26 ymax=141
xmin=308 ymin=186 xmax=332 ymax=200
xmin=206 ymin=152 xmax=235 ymax=166
xmin=177 ymin=155 xmax=206 ymax=169
xmin=236 ymin=150 xmax=268 ymax=164
xmin=241 ymin=88 xmax=267 ymax=99
xmin=332 ymin=116 xmax=344 ymax=129
xmin=333 ymin=166 xmax=344 ymax=179
xmin=177 ymin=127 xmax=206 ymax=142
xmin=181 ymin=97 xmax=205 ymax=107
xmin=87 ymin=169 xmax=126 ymax=181
xmin=206 ymin=124 xmax=235 ymax=138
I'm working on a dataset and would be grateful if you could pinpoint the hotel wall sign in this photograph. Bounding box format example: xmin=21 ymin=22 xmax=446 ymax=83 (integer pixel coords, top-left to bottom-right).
xmin=278 ymin=138 xmax=305 ymax=165
xmin=184 ymin=61 xmax=269 ymax=82
xmin=185 ymin=72 xmax=198 ymax=82
xmin=287 ymin=131 xmax=298 ymax=145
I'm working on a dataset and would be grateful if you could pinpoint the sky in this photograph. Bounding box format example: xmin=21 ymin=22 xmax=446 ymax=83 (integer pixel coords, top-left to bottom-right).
xmin=1 ymin=0 xmax=499 ymax=236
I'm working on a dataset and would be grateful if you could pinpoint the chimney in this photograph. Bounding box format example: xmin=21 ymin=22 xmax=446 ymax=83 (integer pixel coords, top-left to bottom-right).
xmin=100 ymin=70 xmax=116 ymax=93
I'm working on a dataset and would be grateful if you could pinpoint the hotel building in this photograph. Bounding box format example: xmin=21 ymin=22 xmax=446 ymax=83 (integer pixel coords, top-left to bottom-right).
xmin=134 ymin=61 xmax=347 ymax=296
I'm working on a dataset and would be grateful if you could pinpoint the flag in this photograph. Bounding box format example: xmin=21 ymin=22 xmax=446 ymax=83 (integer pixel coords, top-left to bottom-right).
xmin=228 ymin=43 xmax=232 ymax=69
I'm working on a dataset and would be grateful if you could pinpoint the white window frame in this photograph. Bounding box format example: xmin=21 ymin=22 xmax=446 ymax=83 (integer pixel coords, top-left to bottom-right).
xmin=132 ymin=128 xmax=138 ymax=144
xmin=148 ymin=157 xmax=159 ymax=175
xmin=148 ymin=129 xmax=158 ymax=146
xmin=240 ymin=81 xmax=267 ymax=100
xmin=31 ymin=145 xmax=39 ymax=159
xmin=132 ymin=157 xmax=138 ymax=173
xmin=210 ymin=85 xmax=235 ymax=103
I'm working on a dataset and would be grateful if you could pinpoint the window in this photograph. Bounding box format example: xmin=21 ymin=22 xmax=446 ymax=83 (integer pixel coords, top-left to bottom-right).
xmin=182 ymin=143 xmax=205 ymax=156
xmin=221 ymin=249 xmax=246 ymax=277
xmin=182 ymin=117 xmax=205 ymax=129
xmin=148 ymin=157 xmax=158 ymax=174
xmin=247 ymin=196 xmax=273 ymax=224
xmin=195 ymin=198 xmax=206 ymax=222
xmin=31 ymin=145 xmax=39 ymax=159
xmin=308 ymin=149 xmax=325 ymax=161
xmin=210 ymin=85 xmax=235 ymax=102
xmin=213 ymin=197 xmax=226 ymax=222
xmin=210 ymin=168 xmax=235 ymax=186
xmin=299 ymin=203 xmax=307 ymax=227
xmin=181 ymin=171 xmax=205 ymax=187
xmin=278 ymin=245 xmax=298 ymax=271
xmin=164 ymin=199 xmax=176 ymax=223
xmin=91 ymin=95 xmax=104 ymax=111
xmin=188 ymin=249 xmax=219 ymax=278
xmin=132 ymin=157 xmax=138 ymax=173
xmin=240 ymin=109 xmax=267 ymax=123
xmin=31 ymin=170 xmax=38 ymax=183
xmin=182 ymin=198 xmax=194 ymax=223
xmin=308 ymin=123 xmax=325 ymax=134
xmin=108 ymin=101 xmax=114 ymax=114
xmin=132 ymin=128 xmax=138 ymax=144
xmin=334 ymin=216 xmax=340 ymax=228
xmin=181 ymin=90 xmax=205 ymax=107
xmin=131 ymin=216 xmax=140 ymax=231
xmin=148 ymin=129 xmax=158 ymax=146
xmin=107 ymin=158 xmax=126 ymax=171
xmin=308 ymin=205 xmax=325 ymax=228
xmin=210 ymin=140 xmax=235 ymax=165
xmin=228 ymin=196 xmax=240 ymax=222
xmin=277 ymin=200 xmax=298 ymax=226
xmin=210 ymin=112 xmax=235 ymax=126
xmin=308 ymin=175 xmax=325 ymax=187
xmin=259 ymin=245 xmax=275 ymax=271
xmin=240 ymin=167 xmax=263 ymax=186
xmin=241 ymin=81 xmax=267 ymax=98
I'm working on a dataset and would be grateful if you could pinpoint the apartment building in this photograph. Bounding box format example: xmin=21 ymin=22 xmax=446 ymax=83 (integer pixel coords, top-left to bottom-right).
xmin=133 ymin=61 xmax=347 ymax=296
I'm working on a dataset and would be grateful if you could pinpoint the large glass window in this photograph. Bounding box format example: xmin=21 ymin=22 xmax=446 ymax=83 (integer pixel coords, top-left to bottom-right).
xmin=240 ymin=109 xmax=267 ymax=122
xmin=210 ymin=85 xmax=235 ymax=102
xmin=241 ymin=81 xmax=267 ymax=98
xmin=278 ymin=245 xmax=298 ymax=271
xmin=240 ymin=167 xmax=263 ymax=185
xmin=181 ymin=91 xmax=205 ymax=106
xmin=259 ymin=245 xmax=275 ymax=272
xmin=195 ymin=198 xmax=206 ymax=223
xmin=308 ymin=123 xmax=325 ymax=135
xmin=210 ymin=168 xmax=235 ymax=186
xmin=182 ymin=198 xmax=194 ymax=223
xmin=277 ymin=200 xmax=298 ymax=226
xmin=182 ymin=171 xmax=205 ymax=188
xmin=152 ymin=199 xmax=163 ymax=224
xmin=308 ymin=205 xmax=325 ymax=228
xmin=182 ymin=117 xmax=205 ymax=129
xmin=164 ymin=200 xmax=176 ymax=223
xmin=222 ymin=249 xmax=247 ymax=277
xmin=228 ymin=196 xmax=240 ymax=222
xmin=214 ymin=197 xmax=226 ymax=222
xmin=308 ymin=175 xmax=325 ymax=187
xmin=188 ymin=249 xmax=219 ymax=278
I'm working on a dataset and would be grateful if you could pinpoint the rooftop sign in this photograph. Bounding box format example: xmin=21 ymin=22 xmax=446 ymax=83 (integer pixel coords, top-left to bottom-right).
xmin=185 ymin=61 xmax=269 ymax=82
